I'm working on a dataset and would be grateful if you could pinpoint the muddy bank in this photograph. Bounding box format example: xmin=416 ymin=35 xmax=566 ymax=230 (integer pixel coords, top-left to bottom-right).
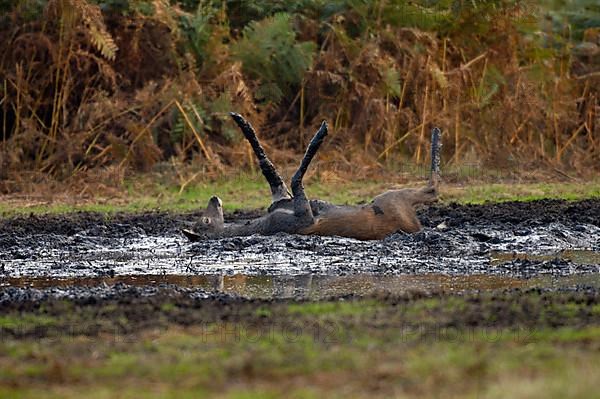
xmin=2 ymin=198 xmax=599 ymax=236
xmin=0 ymin=199 xmax=599 ymax=282
xmin=2 ymin=273 xmax=599 ymax=304
xmin=0 ymin=199 xmax=599 ymax=339
xmin=0 ymin=286 xmax=599 ymax=339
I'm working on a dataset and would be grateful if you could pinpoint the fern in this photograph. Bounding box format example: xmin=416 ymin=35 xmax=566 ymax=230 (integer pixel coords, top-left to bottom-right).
xmin=93 ymin=0 xmax=154 ymax=15
xmin=172 ymin=100 xmax=205 ymax=144
xmin=379 ymin=0 xmax=451 ymax=31
xmin=93 ymin=0 xmax=130 ymax=12
xmin=69 ymin=0 xmax=118 ymax=61
xmin=172 ymin=94 xmax=239 ymax=145
xmin=542 ymin=0 xmax=600 ymax=40
xmin=475 ymin=65 xmax=506 ymax=108
xmin=2 ymin=0 xmax=46 ymax=21
xmin=178 ymin=1 xmax=216 ymax=66
xmin=380 ymin=65 xmax=402 ymax=98
xmin=208 ymin=93 xmax=240 ymax=142
xmin=232 ymin=12 xmax=316 ymax=105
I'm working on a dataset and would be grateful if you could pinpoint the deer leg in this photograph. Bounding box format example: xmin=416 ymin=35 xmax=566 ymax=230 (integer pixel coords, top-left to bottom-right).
xmin=429 ymin=127 xmax=442 ymax=188
xmin=230 ymin=113 xmax=291 ymax=203
xmin=290 ymin=121 xmax=328 ymax=220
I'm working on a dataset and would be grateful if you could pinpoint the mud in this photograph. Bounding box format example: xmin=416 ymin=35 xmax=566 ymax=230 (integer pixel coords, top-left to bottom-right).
xmin=0 ymin=199 xmax=599 ymax=305
xmin=1 ymin=286 xmax=599 ymax=339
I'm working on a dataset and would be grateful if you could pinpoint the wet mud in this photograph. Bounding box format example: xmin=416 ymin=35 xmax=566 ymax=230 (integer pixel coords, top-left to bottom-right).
xmin=0 ymin=199 xmax=599 ymax=305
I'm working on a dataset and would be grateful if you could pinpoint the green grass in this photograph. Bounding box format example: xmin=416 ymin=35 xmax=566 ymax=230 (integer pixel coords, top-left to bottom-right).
xmin=287 ymin=300 xmax=379 ymax=316
xmin=0 ymin=173 xmax=385 ymax=216
xmin=0 ymin=314 xmax=57 ymax=330
xmin=1 ymin=324 xmax=598 ymax=398
xmin=449 ymin=181 xmax=600 ymax=204
xmin=1 ymin=293 xmax=599 ymax=398
xmin=1 ymin=173 xmax=598 ymax=216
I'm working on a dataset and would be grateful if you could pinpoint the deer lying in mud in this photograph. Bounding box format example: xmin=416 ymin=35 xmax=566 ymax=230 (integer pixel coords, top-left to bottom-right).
xmin=183 ymin=113 xmax=441 ymax=241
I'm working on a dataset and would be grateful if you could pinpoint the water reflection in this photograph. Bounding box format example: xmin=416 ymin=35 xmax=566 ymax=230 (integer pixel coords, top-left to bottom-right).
xmin=490 ymin=249 xmax=600 ymax=265
xmin=2 ymin=273 xmax=599 ymax=299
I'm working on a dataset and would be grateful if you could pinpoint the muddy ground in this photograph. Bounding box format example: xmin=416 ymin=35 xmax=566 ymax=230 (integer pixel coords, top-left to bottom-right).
xmin=1 ymin=286 xmax=599 ymax=399
xmin=0 ymin=287 xmax=599 ymax=339
xmin=1 ymin=200 xmax=599 ymax=398
xmin=1 ymin=199 xmax=599 ymax=280
xmin=0 ymin=199 xmax=598 ymax=304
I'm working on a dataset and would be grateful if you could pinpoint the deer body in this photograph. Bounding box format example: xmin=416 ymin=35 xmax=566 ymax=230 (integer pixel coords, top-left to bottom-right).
xmin=300 ymin=187 xmax=437 ymax=240
xmin=182 ymin=113 xmax=441 ymax=242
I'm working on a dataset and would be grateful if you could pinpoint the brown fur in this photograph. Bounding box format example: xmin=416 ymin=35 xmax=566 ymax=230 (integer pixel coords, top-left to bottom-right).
xmin=301 ymin=187 xmax=437 ymax=240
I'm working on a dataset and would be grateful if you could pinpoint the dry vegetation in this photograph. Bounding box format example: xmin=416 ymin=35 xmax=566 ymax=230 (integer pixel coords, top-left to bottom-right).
xmin=0 ymin=0 xmax=599 ymax=193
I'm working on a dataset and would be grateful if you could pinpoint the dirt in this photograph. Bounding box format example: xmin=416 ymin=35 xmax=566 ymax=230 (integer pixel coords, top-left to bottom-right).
xmin=0 ymin=199 xmax=598 ymax=342
xmin=1 ymin=199 xmax=599 ymax=278
xmin=0 ymin=199 xmax=598 ymax=305
xmin=0 ymin=286 xmax=598 ymax=339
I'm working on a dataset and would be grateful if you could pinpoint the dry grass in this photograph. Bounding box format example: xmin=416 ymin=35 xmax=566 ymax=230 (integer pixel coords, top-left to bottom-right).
xmin=0 ymin=1 xmax=598 ymax=192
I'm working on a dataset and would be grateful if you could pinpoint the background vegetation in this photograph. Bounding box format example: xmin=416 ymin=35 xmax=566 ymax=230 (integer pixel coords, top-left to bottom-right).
xmin=0 ymin=0 xmax=599 ymax=192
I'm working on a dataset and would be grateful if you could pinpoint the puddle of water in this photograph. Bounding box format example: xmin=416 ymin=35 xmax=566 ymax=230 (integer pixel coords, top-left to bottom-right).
xmin=2 ymin=222 xmax=600 ymax=278
xmin=490 ymin=249 xmax=600 ymax=266
xmin=2 ymin=273 xmax=599 ymax=299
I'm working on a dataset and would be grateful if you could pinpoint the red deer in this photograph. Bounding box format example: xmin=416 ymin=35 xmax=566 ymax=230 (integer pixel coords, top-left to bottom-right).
xmin=183 ymin=113 xmax=441 ymax=241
